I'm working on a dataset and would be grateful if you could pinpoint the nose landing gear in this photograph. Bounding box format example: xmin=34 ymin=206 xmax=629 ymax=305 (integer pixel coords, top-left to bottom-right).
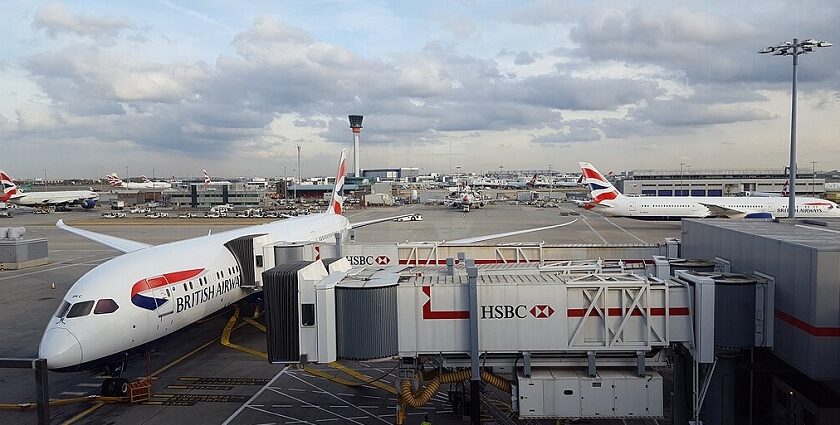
xmin=101 ymin=377 xmax=130 ymax=397
xmin=101 ymin=360 xmax=130 ymax=397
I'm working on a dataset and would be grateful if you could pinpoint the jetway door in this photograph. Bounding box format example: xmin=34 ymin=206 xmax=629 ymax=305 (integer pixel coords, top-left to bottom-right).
xmin=224 ymin=234 xmax=266 ymax=288
xmin=263 ymin=261 xmax=311 ymax=363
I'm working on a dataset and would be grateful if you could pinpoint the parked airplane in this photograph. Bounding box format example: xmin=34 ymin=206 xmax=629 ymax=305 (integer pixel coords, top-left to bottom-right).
xmin=39 ymin=150 xmax=576 ymax=396
xmin=431 ymin=184 xmax=489 ymax=211
xmin=1 ymin=171 xmax=98 ymax=210
xmin=203 ymin=169 xmax=232 ymax=186
xmin=107 ymin=173 xmax=172 ymax=190
xmin=580 ymin=162 xmax=840 ymax=220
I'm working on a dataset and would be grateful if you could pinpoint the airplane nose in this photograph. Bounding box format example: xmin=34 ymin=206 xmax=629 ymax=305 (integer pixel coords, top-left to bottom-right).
xmin=39 ymin=328 xmax=82 ymax=369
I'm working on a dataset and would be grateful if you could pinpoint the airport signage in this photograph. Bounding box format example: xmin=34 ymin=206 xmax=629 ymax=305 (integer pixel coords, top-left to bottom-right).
xmin=480 ymin=304 xmax=555 ymax=319
xmin=346 ymin=255 xmax=391 ymax=266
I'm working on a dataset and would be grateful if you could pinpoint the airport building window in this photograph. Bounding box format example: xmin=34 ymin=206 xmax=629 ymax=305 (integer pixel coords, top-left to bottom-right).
xmin=55 ymin=301 xmax=71 ymax=318
xmin=67 ymin=301 xmax=94 ymax=318
xmin=94 ymin=299 xmax=120 ymax=315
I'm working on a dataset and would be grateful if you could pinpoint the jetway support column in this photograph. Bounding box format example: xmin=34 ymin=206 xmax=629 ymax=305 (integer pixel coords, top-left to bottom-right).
xmin=334 ymin=232 xmax=343 ymax=258
xmin=466 ymin=256 xmax=480 ymax=425
xmin=637 ymin=351 xmax=646 ymax=377
xmin=522 ymin=351 xmax=531 ymax=378
xmin=587 ymin=351 xmax=596 ymax=377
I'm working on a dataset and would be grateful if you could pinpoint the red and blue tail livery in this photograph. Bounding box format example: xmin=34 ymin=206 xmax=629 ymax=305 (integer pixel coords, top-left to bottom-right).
xmin=1 ymin=171 xmax=19 ymax=202
xmin=578 ymin=162 xmax=622 ymax=203
xmin=327 ymin=149 xmax=347 ymax=215
xmin=130 ymin=268 xmax=205 ymax=310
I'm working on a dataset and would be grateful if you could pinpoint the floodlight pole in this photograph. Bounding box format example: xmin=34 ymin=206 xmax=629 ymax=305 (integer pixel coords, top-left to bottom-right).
xmin=788 ymin=38 xmax=798 ymax=219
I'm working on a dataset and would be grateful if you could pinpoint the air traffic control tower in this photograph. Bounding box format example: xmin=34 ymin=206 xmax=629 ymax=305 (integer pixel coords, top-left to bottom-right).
xmin=348 ymin=115 xmax=363 ymax=178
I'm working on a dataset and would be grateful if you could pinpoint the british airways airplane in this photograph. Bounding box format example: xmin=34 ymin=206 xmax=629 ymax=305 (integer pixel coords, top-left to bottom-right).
xmin=39 ymin=150 xmax=575 ymax=397
xmin=1 ymin=171 xmax=98 ymax=210
xmin=580 ymin=162 xmax=840 ymax=220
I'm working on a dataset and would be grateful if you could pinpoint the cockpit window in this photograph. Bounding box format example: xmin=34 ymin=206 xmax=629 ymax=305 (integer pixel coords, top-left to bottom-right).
xmin=94 ymin=299 xmax=119 ymax=315
xmin=54 ymin=301 xmax=71 ymax=318
xmin=66 ymin=301 xmax=94 ymax=318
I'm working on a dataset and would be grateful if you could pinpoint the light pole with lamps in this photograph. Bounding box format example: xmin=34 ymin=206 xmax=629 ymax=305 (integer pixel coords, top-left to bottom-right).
xmin=759 ymin=38 xmax=832 ymax=219
xmin=548 ymin=164 xmax=553 ymax=200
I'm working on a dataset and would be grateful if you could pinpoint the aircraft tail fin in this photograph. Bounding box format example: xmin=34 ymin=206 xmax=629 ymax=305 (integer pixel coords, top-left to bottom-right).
xmin=203 ymin=169 xmax=211 ymax=185
xmin=106 ymin=173 xmax=124 ymax=187
xmin=327 ymin=149 xmax=347 ymax=215
xmin=578 ymin=162 xmax=623 ymax=203
xmin=0 ymin=170 xmax=20 ymax=202
xmin=141 ymin=175 xmax=152 ymax=183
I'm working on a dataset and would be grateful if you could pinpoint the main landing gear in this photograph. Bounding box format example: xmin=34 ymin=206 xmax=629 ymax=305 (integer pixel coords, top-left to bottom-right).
xmin=101 ymin=360 xmax=130 ymax=397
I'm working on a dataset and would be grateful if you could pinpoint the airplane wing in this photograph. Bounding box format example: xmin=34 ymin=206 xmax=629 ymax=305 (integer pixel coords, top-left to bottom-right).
xmin=445 ymin=219 xmax=578 ymax=244
xmin=350 ymin=213 xmax=416 ymax=229
xmin=56 ymin=219 xmax=152 ymax=253
xmin=697 ymin=203 xmax=773 ymax=219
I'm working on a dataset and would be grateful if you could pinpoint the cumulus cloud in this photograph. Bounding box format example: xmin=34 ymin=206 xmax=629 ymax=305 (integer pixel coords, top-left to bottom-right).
xmin=531 ymin=126 xmax=602 ymax=144
xmin=32 ymin=3 xmax=133 ymax=39
xmin=5 ymin=2 xmax=839 ymax=176
xmin=632 ymin=98 xmax=774 ymax=127
xmin=498 ymin=49 xmax=543 ymax=65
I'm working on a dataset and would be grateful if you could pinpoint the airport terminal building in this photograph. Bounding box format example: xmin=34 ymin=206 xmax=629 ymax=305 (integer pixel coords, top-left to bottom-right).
xmin=617 ymin=168 xmax=825 ymax=197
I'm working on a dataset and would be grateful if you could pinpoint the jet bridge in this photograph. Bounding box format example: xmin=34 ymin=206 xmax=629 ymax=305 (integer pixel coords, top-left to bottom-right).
xmin=258 ymin=255 xmax=775 ymax=422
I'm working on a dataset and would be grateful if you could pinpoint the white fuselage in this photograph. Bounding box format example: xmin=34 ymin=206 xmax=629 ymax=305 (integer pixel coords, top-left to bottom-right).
xmin=598 ymin=196 xmax=840 ymax=219
xmin=10 ymin=190 xmax=99 ymax=207
xmin=39 ymin=213 xmax=349 ymax=371
xmin=115 ymin=181 xmax=172 ymax=190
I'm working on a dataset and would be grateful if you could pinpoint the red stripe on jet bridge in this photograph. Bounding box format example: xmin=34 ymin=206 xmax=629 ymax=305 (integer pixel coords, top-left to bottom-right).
xmin=775 ymin=309 xmax=840 ymax=337
xmin=399 ymin=259 xmax=655 ymax=265
xmin=421 ymin=286 xmax=469 ymax=320
xmin=566 ymin=307 xmax=690 ymax=317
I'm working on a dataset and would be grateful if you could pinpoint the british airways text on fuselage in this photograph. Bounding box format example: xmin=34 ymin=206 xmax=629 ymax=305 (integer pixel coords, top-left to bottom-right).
xmin=174 ymin=274 xmax=241 ymax=314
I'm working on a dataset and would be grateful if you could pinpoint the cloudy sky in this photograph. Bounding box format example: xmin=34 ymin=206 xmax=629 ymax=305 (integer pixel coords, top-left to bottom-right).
xmin=1 ymin=1 xmax=838 ymax=179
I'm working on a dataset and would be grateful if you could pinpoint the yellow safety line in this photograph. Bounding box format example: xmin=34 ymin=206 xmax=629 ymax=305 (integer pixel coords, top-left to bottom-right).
xmin=220 ymin=306 xmax=268 ymax=359
xmin=242 ymin=317 xmax=266 ymax=332
xmin=58 ymin=310 xmax=255 ymax=424
xmin=60 ymin=402 xmax=105 ymax=425
xmin=327 ymin=362 xmax=398 ymax=395
xmin=302 ymin=366 xmax=369 ymax=387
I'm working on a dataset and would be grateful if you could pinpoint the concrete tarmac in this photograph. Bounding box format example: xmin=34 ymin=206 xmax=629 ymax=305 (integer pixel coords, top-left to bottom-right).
xmin=0 ymin=202 xmax=679 ymax=424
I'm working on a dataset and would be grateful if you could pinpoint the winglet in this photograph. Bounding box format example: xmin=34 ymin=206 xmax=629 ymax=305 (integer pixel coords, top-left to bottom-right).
xmin=327 ymin=149 xmax=347 ymax=215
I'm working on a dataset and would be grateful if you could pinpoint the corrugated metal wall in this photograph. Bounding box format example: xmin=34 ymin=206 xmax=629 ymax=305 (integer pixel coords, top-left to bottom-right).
xmin=263 ymin=262 xmax=311 ymax=363
xmin=336 ymin=285 xmax=398 ymax=360
xmin=713 ymin=276 xmax=758 ymax=349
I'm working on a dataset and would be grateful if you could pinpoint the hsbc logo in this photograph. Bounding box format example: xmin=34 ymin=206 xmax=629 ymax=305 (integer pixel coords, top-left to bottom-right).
xmin=480 ymin=304 xmax=555 ymax=320
xmin=346 ymin=255 xmax=391 ymax=266
xmin=529 ymin=305 xmax=555 ymax=318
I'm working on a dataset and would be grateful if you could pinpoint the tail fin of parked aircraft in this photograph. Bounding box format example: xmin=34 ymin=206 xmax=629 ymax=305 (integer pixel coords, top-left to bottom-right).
xmin=0 ymin=170 xmax=19 ymax=201
xmin=327 ymin=149 xmax=347 ymax=215
xmin=578 ymin=162 xmax=624 ymax=203
xmin=106 ymin=173 xmax=124 ymax=187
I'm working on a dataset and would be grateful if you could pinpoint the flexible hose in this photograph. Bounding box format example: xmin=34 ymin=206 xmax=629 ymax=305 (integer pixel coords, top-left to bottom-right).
xmin=399 ymin=368 xmax=510 ymax=408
